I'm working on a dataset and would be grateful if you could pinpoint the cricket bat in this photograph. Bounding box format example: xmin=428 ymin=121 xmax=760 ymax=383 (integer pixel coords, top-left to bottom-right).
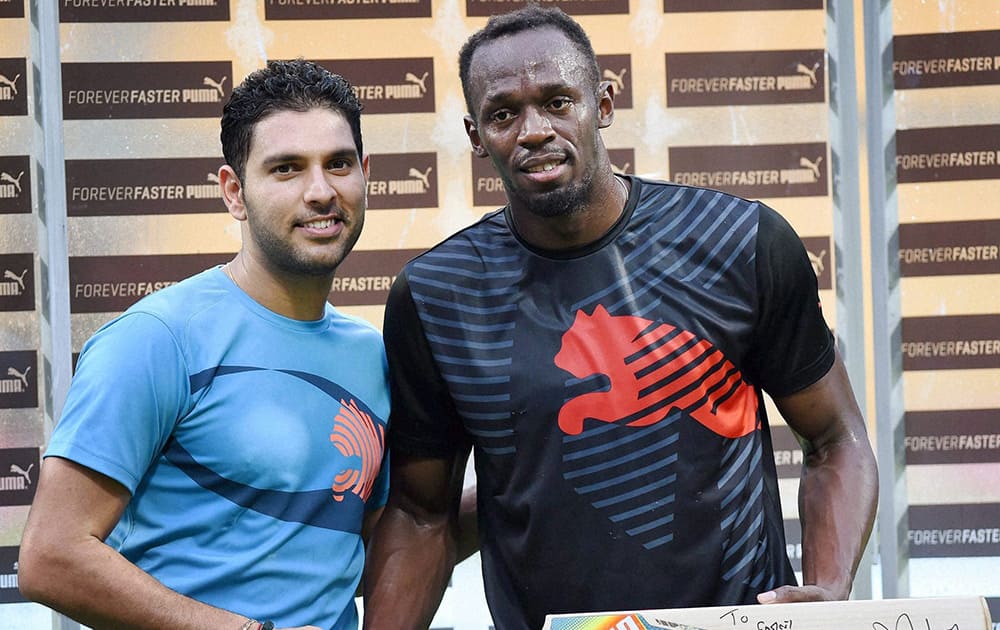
xmin=542 ymin=596 xmax=992 ymax=630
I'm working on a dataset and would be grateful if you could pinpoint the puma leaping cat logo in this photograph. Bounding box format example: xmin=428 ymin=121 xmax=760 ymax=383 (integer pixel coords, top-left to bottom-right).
xmin=10 ymin=463 xmax=34 ymax=485
xmin=404 ymin=71 xmax=429 ymax=94
xmin=4 ymin=269 xmax=27 ymax=290
xmin=7 ymin=366 xmax=31 ymax=388
xmin=203 ymin=76 xmax=227 ymax=98
xmin=796 ymin=61 xmax=821 ymax=86
xmin=799 ymin=156 xmax=824 ymax=179
xmin=603 ymin=67 xmax=628 ymax=93
xmin=407 ymin=167 xmax=432 ymax=190
xmin=554 ymin=305 xmax=758 ymax=438
xmin=329 ymin=399 xmax=385 ymax=503
xmin=0 ymin=73 xmax=21 ymax=94
xmin=1 ymin=171 xmax=24 ymax=192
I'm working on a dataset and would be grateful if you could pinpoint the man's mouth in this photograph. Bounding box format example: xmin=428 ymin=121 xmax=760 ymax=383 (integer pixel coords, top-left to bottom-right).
xmin=520 ymin=153 xmax=568 ymax=179
xmin=299 ymin=215 xmax=344 ymax=236
xmin=525 ymin=161 xmax=560 ymax=173
xmin=302 ymin=218 xmax=337 ymax=229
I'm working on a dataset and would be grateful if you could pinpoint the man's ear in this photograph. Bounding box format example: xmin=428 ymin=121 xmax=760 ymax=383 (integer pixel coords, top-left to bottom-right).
xmin=597 ymin=80 xmax=615 ymax=129
xmin=218 ymin=165 xmax=246 ymax=221
xmin=464 ymin=115 xmax=489 ymax=158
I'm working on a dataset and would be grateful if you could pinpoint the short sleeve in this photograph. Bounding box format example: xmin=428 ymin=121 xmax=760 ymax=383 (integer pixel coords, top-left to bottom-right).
xmin=744 ymin=205 xmax=835 ymax=397
xmin=45 ymin=312 xmax=190 ymax=493
xmin=383 ymin=272 xmax=470 ymax=459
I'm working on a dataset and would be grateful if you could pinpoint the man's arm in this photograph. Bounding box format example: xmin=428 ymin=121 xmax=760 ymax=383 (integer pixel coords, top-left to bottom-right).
xmin=18 ymin=457 xmax=317 ymax=630
xmin=757 ymin=354 xmax=878 ymax=604
xmin=362 ymin=448 xmax=470 ymax=629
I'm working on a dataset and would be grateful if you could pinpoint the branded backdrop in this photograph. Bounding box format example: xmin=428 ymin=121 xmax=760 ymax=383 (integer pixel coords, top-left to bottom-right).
xmin=0 ymin=1 xmax=997 ymax=628
xmin=890 ymin=5 xmax=1000 ymax=624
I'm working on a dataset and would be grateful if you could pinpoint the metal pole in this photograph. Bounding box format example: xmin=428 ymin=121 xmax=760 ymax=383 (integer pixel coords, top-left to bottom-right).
xmin=825 ymin=0 xmax=873 ymax=599
xmin=29 ymin=0 xmax=77 ymax=625
xmin=862 ymin=0 xmax=909 ymax=599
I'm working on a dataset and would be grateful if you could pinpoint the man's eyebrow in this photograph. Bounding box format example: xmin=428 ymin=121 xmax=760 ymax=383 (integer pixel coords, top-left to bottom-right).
xmin=482 ymin=81 xmax=578 ymax=104
xmin=259 ymin=147 xmax=358 ymax=165
xmin=260 ymin=152 xmax=300 ymax=166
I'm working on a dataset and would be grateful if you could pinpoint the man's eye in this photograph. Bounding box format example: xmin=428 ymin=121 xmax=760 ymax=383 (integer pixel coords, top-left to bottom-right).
xmin=550 ymin=98 xmax=571 ymax=111
xmin=330 ymin=160 xmax=351 ymax=170
xmin=274 ymin=164 xmax=294 ymax=174
xmin=491 ymin=110 xmax=512 ymax=123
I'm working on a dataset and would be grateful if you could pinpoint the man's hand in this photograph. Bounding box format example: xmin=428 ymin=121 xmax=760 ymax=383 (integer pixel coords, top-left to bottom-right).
xmin=757 ymin=584 xmax=841 ymax=604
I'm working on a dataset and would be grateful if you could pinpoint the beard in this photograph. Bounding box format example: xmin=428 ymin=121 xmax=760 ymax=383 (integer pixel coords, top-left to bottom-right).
xmin=522 ymin=179 xmax=592 ymax=218
xmin=244 ymin=199 xmax=362 ymax=278
xmin=501 ymin=157 xmax=599 ymax=219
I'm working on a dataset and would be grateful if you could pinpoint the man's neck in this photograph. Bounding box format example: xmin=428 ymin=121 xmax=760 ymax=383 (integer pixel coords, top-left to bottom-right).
xmin=226 ymin=254 xmax=333 ymax=321
xmin=508 ymin=171 xmax=628 ymax=251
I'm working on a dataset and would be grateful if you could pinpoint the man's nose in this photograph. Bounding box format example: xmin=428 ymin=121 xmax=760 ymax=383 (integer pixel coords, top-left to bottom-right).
xmin=518 ymin=107 xmax=555 ymax=145
xmin=303 ymin=166 xmax=336 ymax=205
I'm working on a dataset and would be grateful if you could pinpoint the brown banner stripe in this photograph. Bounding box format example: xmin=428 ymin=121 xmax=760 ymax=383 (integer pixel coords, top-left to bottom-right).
xmin=366 ymin=152 xmax=437 ymax=209
xmin=0 ymin=546 xmax=25 ymax=604
xmin=0 ymin=253 xmax=34 ymax=312
xmin=896 ymin=124 xmax=1000 ymax=184
xmin=0 ymin=155 xmax=30 ymax=215
xmin=466 ymin=0 xmax=628 ymax=17
xmin=899 ymin=220 xmax=1000 ymax=277
xmin=319 ymin=58 xmax=435 ymax=115
xmin=265 ymin=0 xmax=431 ymax=20
xmin=329 ymin=249 xmax=424 ymax=307
xmin=664 ymin=0 xmax=822 ymax=11
xmin=0 ymin=57 xmax=27 ymax=117
xmin=770 ymin=424 xmax=804 ymax=480
xmin=905 ymin=409 xmax=1000 ymax=465
xmin=598 ymin=55 xmax=632 ymax=110
xmin=66 ymin=158 xmax=225 ymax=216
xmin=471 ymin=154 xmax=507 ymax=209
xmin=800 ymin=236 xmax=832 ymax=290
xmin=68 ymin=251 xmax=419 ymax=314
xmin=908 ymin=503 xmax=1000 ymax=558
xmin=0 ymin=350 xmax=38 ymax=410
xmin=783 ymin=518 xmax=802 ymax=573
xmin=0 ymin=0 xmax=24 ymax=19
xmin=986 ymin=599 xmax=999 ymax=628
xmin=69 ymin=253 xmax=231 ymax=314
xmin=893 ymin=30 xmax=1000 ymax=90
xmin=62 ymin=61 xmax=232 ymax=120
xmin=60 ymin=0 xmax=229 ymax=22
xmin=669 ymin=142 xmax=828 ymax=198
xmin=666 ymin=49 xmax=825 ymax=107
xmin=0 ymin=447 xmax=39 ymax=507
xmin=901 ymin=314 xmax=1000 ymax=371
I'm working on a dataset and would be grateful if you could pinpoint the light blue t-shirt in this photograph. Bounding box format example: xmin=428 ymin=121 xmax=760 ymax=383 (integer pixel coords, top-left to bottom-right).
xmin=46 ymin=267 xmax=390 ymax=630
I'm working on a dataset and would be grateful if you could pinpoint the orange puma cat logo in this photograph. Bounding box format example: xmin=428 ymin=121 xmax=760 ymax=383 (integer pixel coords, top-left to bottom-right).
xmin=554 ymin=305 xmax=758 ymax=437
xmin=330 ymin=399 xmax=385 ymax=503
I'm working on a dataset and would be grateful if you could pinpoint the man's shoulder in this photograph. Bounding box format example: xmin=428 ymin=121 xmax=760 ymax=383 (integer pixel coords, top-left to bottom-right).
xmin=637 ymin=176 xmax=761 ymax=207
xmin=327 ymin=306 xmax=384 ymax=343
xmin=113 ymin=268 xmax=224 ymax=330
xmin=404 ymin=207 xmax=510 ymax=268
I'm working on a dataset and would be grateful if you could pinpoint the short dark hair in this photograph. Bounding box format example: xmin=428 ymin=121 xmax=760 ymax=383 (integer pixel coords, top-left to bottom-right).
xmin=458 ymin=6 xmax=600 ymax=117
xmin=220 ymin=58 xmax=364 ymax=182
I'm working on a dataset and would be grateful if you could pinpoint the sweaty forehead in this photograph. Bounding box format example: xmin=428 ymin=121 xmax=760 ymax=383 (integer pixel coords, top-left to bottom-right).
xmin=469 ymin=28 xmax=590 ymax=101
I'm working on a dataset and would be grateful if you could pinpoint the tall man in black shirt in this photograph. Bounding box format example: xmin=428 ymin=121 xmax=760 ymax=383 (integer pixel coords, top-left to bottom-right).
xmin=363 ymin=8 xmax=878 ymax=629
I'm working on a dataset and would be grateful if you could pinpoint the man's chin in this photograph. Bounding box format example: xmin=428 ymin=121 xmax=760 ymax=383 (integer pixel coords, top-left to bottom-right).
xmin=523 ymin=185 xmax=587 ymax=218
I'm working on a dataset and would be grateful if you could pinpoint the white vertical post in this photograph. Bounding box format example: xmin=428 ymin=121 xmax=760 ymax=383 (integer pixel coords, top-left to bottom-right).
xmin=863 ymin=0 xmax=909 ymax=599
xmin=28 ymin=0 xmax=76 ymax=626
xmin=825 ymin=0 xmax=873 ymax=599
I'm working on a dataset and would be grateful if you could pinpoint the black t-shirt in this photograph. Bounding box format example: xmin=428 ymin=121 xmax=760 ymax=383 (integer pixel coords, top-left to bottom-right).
xmin=383 ymin=177 xmax=835 ymax=630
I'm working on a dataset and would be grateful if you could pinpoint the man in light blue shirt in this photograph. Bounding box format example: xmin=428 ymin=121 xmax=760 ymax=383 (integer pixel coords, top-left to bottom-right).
xmin=19 ymin=59 xmax=388 ymax=630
